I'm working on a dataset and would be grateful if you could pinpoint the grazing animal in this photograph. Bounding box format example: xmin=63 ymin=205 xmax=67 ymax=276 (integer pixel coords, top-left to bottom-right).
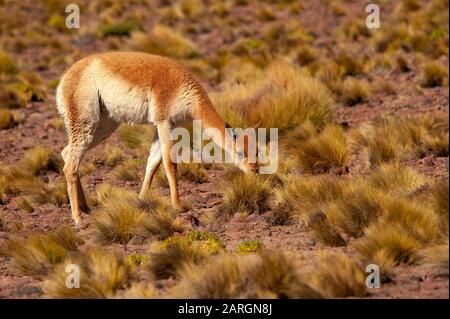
xmin=57 ymin=52 xmax=256 ymax=225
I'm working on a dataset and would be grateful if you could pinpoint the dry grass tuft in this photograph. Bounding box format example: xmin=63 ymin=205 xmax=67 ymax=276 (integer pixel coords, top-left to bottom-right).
xmin=310 ymin=252 xmax=367 ymax=298
xmin=275 ymin=174 xmax=345 ymax=216
xmin=0 ymin=215 xmax=6 ymax=232
xmin=212 ymin=60 xmax=333 ymax=133
xmin=325 ymin=185 xmax=385 ymax=239
xmin=295 ymin=124 xmax=348 ymax=173
xmin=128 ymin=25 xmax=200 ymax=59
xmin=295 ymin=45 xmax=318 ymax=66
xmin=117 ymin=124 xmax=154 ymax=150
xmin=335 ymin=54 xmax=364 ymax=77
xmin=178 ymin=163 xmax=208 ymax=183
xmin=350 ymin=114 xmax=449 ymax=166
xmin=180 ymin=0 xmax=205 ymax=18
xmin=366 ymin=163 xmax=427 ymax=194
xmin=171 ymin=250 xmax=322 ymax=298
xmin=420 ymin=61 xmax=449 ymax=87
xmin=0 ymin=109 xmax=19 ymax=130
xmin=170 ymin=254 xmax=243 ymax=298
xmin=266 ymin=207 xmax=292 ymax=226
xmin=247 ymin=250 xmax=321 ymax=298
xmin=93 ymin=186 xmax=172 ymax=244
xmin=355 ymin=198 xmax=440 ymax=274
xmin=44 ymin=249 xmax=135 ymax=298
xmin=276 ymin=163 xmax=436 ymax=252
xmin=19 ymin=145 xmax=62 ymax=176
xmin=93 ymin=185 xmax=176 ymax=244
xmin=250 ymin=61 xmax=334 ymax=132
xmin=147 ymin=231 xmax=223 ymax=279
xmin=110 ymin=159 xmax=140 ymax=182
xmin=93 ymin=200 xmax=144 ymax=244
xmin=396 ymin=55 xmax=411 ymax=72
xmin=13 ymin=177 xmax=68 ymax=208
xmin=0 ymin=50 xmax=19 ymax=75
xmin=307 ymin=211 xmax=346 ymax=246
xmin=221 ymin=169 xmax=271 ymax=216
xmin=3 ymin=227 xmax=81 ymax=277
xmin=430 ymin=179 xmax=449 ymax=233
xmin=338 ymin=77 xmax=371 ymax=106
xmin=147 ymin=240 xmax=209 ymax=280
xmin=355 ymin=223 xmax=423 ymax=278
xmin=15 ymin=196 xmax=34 ymax=212
xmin=140 ymin=208 xmax=185 ymax=240
xmin=95 ymin=146 xmax=124 ymax=166
xmin=0 ymin=146 xmax=65 ymax=207
xmin=0 ymin=80 xmax=33 ymax=109
xmin=419 ymin=241 xmax=449 ymax=276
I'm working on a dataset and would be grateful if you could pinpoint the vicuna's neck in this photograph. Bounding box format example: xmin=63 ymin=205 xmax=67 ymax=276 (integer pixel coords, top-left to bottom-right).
xmin=192 ymin=87 xmax=231 ymax=153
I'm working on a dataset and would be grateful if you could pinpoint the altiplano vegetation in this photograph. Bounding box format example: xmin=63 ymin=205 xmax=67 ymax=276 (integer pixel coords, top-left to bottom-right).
xmin=0 ymin=0 xmax=448 ymax=299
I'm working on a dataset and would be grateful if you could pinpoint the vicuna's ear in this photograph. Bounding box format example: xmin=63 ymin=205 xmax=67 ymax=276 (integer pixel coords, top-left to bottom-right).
xmin=252 ymin=119 xmax=263 ymax=131
xmin=225 ymin=122 xmax=236 ymax=141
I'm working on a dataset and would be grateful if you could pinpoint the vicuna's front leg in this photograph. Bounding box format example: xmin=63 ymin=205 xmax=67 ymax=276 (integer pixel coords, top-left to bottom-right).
xmin=139 ymin=132 xmax=162 ymax=199
xmin=157 ymin=121 xmax=180 ymax=209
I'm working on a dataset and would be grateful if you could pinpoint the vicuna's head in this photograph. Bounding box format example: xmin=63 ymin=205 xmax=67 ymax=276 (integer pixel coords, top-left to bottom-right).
xmin=226 ymin=123 xmax=259 ymax=174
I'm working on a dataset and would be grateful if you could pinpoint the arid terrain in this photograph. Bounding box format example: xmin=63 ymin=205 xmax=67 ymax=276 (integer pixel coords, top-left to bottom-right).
xmin=0 ymin=0 xmax=448 ymax=299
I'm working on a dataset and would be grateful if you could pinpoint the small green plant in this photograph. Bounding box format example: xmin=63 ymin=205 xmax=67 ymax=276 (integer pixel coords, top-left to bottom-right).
xmin=236 ymin=240 xmax=263 ymax=255
xmin=147 ymin=229 xmax=225 ymax=279
xmin=168 ymin=230 xmax=225 ymax=254
xmin=47 ymin=14 xmax=67 ymax=32
xmin=127 ymin=253 xmax=147 ymax=266
xmin=101 ymin=21 xmax=138 ymax=37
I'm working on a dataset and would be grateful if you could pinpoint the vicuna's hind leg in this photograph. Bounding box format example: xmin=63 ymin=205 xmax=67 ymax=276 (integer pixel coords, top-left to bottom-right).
xmin=62 ymin=116 xmax=119 ymax=225
xmin=139 ymin=131 xmax=162 ymax=199
xmin=62 ymin=145 xmax=89 ymax=214
xmin=62 ymin=142 xmax=90 ymax=225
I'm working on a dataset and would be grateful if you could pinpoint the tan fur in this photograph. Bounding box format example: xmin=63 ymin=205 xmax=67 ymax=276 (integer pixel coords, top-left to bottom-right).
xmin=57 ymin=52 xmax=253 ymax=225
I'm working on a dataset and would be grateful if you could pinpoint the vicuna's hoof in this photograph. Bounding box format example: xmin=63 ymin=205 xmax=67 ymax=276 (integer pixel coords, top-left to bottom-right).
xmin=73 ymin=216 xmax=89 ymax=229
xmin=173 ymin=201 xmax=191 ymax=213
xmin=80 ymin=205 xmax=91 ymax=214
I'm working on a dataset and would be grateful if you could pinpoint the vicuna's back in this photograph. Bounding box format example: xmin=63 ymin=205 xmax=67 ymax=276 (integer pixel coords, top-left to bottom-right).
xmin=57 ymin=52 xmax=204 ymax=124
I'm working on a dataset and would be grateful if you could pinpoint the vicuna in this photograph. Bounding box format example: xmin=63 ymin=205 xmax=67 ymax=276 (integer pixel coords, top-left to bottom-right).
xmin=57 ymin=52 xmax=256 ymax=225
